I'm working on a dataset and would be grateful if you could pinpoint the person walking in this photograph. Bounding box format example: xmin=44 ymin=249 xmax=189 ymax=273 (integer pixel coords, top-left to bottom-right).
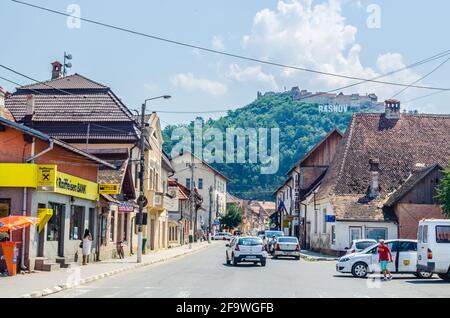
xmin=378 ymin=239 xmax=393 ymax=280
xmin=81 ymin=229 xmax=93 ymax=265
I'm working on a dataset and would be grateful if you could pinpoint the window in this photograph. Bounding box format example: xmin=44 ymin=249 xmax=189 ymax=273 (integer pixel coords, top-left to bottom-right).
xmin=47 ymin=203 xmax=65 ymax=241
xmin=349 ymin=227 xmax=362 ymax=242
xmin=69 ymin=206 xmax=85 ymax=240
xmin=423 ymin=225 xmax=428 ymax=243
xmin=399 ymin=241 xmax=417 ymax=252
xmin=436 ymin=226 xmax=450 ymax=243
xmin=155 ymin=172 xmax=159 ymax=191
xmin=198 ymin=178 xmax=203 ymax=190
xmin=366 ymin=227 xmax=387 ymax=241
xmin=186 ymin=178 xmax=191 ymax=189
xmin=0 ymin=199 xmax=10 ymax=217
xmin=322 ymin=209 xmax=327 ymax=233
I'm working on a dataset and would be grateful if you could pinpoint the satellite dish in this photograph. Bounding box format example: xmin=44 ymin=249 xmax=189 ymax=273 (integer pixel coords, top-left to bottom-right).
xmin=65 ymin=54 xmax=73 ymax=60
xmin=65 ymin=62 xmax=72 ymax=68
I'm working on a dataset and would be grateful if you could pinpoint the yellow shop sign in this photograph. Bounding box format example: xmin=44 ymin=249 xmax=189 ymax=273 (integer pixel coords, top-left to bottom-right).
xmin=0 ymin=163 xmax=99 ymax=201
xmin=37 ymin=208 xmax=53 ymax=233
xmin=99 ymin=184 xmax=120 ymax=195
xmin=0 ymin=164 xmax=37 ymax=187
xmin=54 ymin=171 xmax=99 ymax=201
xmin=37 ymin=165 xmax=57 ymax=191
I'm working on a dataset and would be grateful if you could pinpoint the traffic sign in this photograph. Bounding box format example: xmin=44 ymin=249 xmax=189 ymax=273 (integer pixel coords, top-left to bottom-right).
xmin=138 ymin=195 xmax=148 ymax=207
xmin=99 ymin=184 xmax=120 ymax=195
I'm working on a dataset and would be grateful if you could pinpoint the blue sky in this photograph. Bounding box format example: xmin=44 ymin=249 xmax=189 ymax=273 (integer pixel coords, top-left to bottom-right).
xmin=1 ymin=0 xmax=449 ymax=126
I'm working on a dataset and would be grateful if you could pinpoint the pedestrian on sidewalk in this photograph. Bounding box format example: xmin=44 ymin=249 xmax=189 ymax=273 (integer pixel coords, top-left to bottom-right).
xmin=377 ymin=239 xmax=393 ymax=281
xmin=81 ymin=229 xmax=93 ymax=265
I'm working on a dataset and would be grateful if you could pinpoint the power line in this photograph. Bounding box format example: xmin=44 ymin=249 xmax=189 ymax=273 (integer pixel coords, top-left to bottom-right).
xmin=154 ymin=50 xmax=450 ymax=114
xmin=10 ymin=0 xmax=450 ymax=91
xmin=391 ymin=58 xmax=450 ymax=99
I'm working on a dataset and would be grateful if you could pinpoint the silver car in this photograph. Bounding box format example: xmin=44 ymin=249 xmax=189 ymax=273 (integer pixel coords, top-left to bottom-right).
xmin=272 ymin=236 xmax=301 ymax=260
xmin=226 ymin=236 xmax=268 ymax=266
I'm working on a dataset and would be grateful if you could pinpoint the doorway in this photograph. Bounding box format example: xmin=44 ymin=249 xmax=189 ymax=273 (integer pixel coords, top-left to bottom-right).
xmin=48 ymin=203 xmax=66 ymax=257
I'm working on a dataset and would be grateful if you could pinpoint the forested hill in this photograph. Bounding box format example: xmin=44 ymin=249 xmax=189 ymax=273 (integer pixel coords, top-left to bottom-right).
xmin=162 ymin=92 xmax=380 ymax=201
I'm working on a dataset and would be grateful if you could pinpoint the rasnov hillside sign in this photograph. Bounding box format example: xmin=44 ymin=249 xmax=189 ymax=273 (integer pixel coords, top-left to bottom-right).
xmin=318 ymin=104 xmax=349 ymax=113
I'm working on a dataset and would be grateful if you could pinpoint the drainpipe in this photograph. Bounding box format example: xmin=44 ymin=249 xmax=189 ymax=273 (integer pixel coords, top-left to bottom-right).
xmin=25 ymin=140 xmax=54 ymax=163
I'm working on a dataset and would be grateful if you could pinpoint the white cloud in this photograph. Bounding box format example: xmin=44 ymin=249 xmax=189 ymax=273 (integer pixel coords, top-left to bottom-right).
xmin=211 ymin=36 xmax=225 ymax=50
xmin=240 ymin=0 xmax=422 ymax=99
xmin=143 ymin=82 xmax=159 ymax=93
xmin=171 ymin=73 xmax=227 ymax=97
xmin=227 ymin=64 xmax=279 ymax=90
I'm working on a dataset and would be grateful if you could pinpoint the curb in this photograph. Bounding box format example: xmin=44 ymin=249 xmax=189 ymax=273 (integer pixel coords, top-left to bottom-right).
xmin=20 ymin=242 xmax=216 ymax=298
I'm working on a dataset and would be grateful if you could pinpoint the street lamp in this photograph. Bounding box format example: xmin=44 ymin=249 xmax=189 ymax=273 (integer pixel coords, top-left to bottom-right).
xmin=136 ymin=95 xmax=171 ymax=263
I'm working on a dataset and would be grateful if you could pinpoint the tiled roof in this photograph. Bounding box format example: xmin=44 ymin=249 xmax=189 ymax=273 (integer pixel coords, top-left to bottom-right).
xmin=19 ymin=74 xmax=107 ymax=90
xmin=331 ymin=195 xmax=396 ymax=222
xmin=30 ymin=122 xmax=138 ymax=142
xmin=98 ymin=158 xmax=129 ymax=189
xmin=6 ymin=93 xmax=134 ymax=122
xmin=317 ymin=112 xmax=450 ymax=221
xmin=5 ymin=74 xmax=138 ymax=141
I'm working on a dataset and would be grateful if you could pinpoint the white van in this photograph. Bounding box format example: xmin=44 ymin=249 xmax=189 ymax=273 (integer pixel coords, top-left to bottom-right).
xmin=417 ymin=219 xmax=450 ymax=281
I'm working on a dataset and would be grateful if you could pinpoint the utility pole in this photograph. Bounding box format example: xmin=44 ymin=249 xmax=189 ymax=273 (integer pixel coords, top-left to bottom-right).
xmin=137 ymin=102 xmax=146 ymax=263
xmin=208 ymin=186 xmax=213 ymax=243
xmin=137 ymin=95 xmax=171 ymax=263
xmin=189 ymin=153 xmax=195 ymax=248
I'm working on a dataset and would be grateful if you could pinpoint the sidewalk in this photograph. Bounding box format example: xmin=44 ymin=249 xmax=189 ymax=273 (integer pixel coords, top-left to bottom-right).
xmin=0 ymin=241 xmax=218 ymax=298
xmin=300 ymin=250 xmax=339 ymax=261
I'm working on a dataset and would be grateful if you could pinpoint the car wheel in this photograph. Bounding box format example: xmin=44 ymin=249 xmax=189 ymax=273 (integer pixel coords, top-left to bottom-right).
xmin=351 ymin=262 xmax=369 ymax=278
xmin=261 ymin=259 xmax=267 ymax=267
xmin=414 ymin=271 xmax=433 ymax=279
xmin=295 ymin=256 xmax=300 ymax=261
xmin=438 ymin=273 xmax=450 ymax=282
xmin=232 ymin=254 xmax=238 ymax=266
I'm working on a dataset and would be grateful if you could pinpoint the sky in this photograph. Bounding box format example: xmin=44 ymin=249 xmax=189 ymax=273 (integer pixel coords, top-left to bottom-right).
xmin=1 ymin=0 xmax=449 ymax=126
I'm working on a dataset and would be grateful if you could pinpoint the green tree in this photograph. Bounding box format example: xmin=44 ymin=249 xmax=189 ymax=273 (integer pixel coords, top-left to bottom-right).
xmin=436 ymin=165 xmax=450 ymax=217
xmin=220 ymin=205 xmax=243 ymax=230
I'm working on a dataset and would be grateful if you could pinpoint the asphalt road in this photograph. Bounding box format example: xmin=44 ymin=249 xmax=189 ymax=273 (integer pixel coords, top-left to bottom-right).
xmin=48 ymin=243 xmax=450 ymax=298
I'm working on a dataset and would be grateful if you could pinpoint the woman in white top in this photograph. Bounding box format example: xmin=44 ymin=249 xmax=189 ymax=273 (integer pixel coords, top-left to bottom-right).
xmin=81 ymin=229 xmax=93 ymax=265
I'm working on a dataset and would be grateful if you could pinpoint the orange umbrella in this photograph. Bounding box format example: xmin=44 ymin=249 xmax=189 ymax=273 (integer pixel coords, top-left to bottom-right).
xmin=0 ymin=216 xmax=39 ymax=232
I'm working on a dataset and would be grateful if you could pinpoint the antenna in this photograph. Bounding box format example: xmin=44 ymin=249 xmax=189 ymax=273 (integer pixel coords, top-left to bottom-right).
xmin=63 ymin=52 xmax=73 ymax=76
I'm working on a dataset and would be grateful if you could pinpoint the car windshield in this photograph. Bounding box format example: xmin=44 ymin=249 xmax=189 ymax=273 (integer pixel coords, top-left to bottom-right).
xmin=266 ymin=231 xmax=284 ymax=238
xmin=355 ymin=241 xmax=376 ymax=250
xmin=238 ymin=238 xmax=263 ymax=246
xmin=278 ymin=237 xmax=298 ymax=243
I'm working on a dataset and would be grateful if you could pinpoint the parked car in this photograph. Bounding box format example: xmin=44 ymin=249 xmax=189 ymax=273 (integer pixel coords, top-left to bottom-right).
xmin=417 ymin=219 xmax=450 ymax=281
xmin=226 ymin=236 xmax=267 ymax=266
xmin=345 ymin=239 xmax=377 ymax=255
xmin=272 ymin=236 xmax=300 ymax=260
xmin=212 ymin=232 xmax=232 ymax=241
xmin=264 ymin=230 xmax=284 ymax=253
xmin=336 ymin=239 xmax=433 ymax=279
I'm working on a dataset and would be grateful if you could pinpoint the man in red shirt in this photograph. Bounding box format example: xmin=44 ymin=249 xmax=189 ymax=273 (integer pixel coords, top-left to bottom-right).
xmin=378 ymin=239 xmax=393 ymax=280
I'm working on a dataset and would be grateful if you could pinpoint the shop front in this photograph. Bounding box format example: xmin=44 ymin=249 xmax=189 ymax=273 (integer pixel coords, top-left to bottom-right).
xmin=0 ymin=164 xmax=100 ymax=269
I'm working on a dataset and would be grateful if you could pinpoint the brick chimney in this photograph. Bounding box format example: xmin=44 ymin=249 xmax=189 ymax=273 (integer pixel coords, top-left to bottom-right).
xmin=368 ymin=158 xmax=380 ymax=199
xmin=23 ymin=94 xmax=35 ymax=126
xmin=385 ymin=99 xmax=401 ymax=120
xmin=51 ymin=61 xmax=63 ymax=79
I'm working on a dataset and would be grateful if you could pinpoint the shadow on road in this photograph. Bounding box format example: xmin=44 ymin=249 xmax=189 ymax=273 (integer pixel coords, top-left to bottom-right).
xmin=222 ymin=263 xmax=263 ymax=268
xmin=405 ymin=279 xmax=449 ymax=285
